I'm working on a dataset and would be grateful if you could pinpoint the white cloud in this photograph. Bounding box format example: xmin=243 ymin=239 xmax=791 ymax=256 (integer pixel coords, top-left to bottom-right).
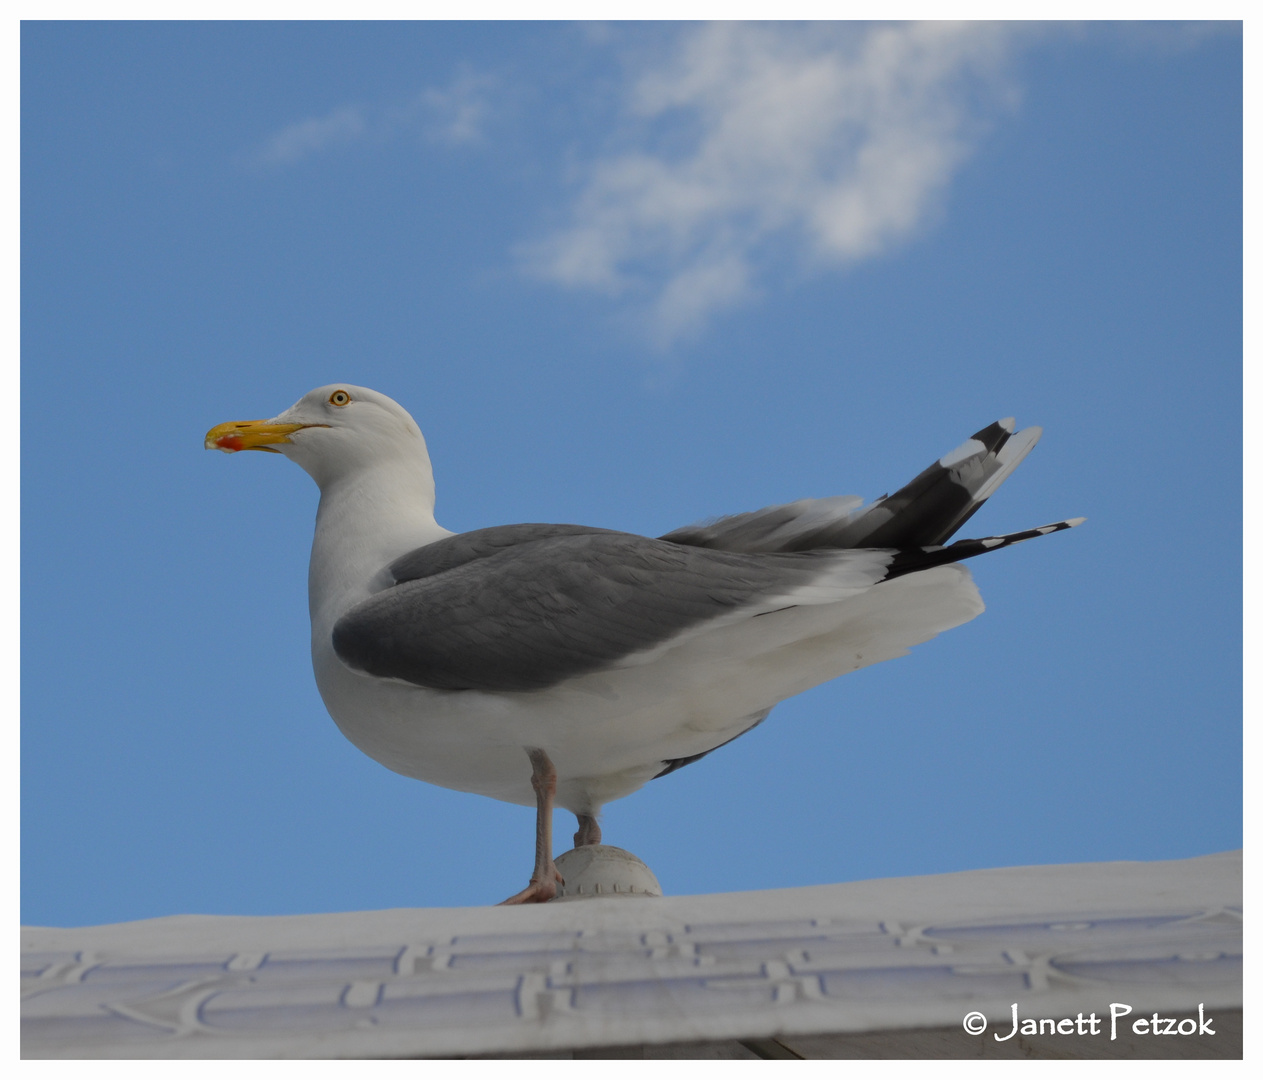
xmin=257 ymin=106 xmax=366 ymax=166
xmin=252 ymin=70 xmax=495 ymax=168
xmin=522 ymin=22 xmax=1023 ymax=344
xmin=415 ymin=70 xmax=496 ymax=144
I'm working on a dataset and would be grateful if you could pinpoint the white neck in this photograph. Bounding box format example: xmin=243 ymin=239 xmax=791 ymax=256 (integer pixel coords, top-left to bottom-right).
xmin=308 ymin=462 xmax=452 ymax=632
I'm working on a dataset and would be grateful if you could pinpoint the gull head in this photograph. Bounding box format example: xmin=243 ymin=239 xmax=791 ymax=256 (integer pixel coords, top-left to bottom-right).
xmin=205 ymin=384 xmax=430 ymax=489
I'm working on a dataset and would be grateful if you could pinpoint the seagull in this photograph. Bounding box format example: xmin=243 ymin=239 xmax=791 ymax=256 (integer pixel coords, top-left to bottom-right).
xmin=206 ymin=385 xmax=1081 ymax=904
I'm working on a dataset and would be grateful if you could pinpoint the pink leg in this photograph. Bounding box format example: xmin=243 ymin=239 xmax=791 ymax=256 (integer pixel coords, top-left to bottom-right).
xmin=498 ymin=749 xmax=565 ymax=905
xmin=573 ymin=813 xmax=602 ymax=847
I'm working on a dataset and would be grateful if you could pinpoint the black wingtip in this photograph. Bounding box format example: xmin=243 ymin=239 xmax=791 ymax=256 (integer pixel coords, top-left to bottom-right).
xmin=965 ymin=417 xmax=1016 ymax=456
xmin=882 ymin=517 xmax=1084 ymax=582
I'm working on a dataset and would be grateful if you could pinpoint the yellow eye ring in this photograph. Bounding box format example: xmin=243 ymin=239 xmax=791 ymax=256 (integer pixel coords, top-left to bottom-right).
xmin=329 ymin=390 xmax=352 ymax=407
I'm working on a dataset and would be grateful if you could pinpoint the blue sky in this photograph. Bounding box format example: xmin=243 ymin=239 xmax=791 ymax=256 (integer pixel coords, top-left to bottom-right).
xmin=21 ymin=21 xmax=1241 ymax=927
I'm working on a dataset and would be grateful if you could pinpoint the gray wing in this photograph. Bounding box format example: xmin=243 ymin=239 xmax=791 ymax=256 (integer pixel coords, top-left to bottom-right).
xmin=661 ymin=419 xmax=1041 ymax=553
xmin=332 ymin=526 xmax=881 ymax=693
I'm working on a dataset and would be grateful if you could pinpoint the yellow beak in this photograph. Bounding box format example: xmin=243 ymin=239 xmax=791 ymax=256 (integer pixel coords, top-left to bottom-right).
xmin=205 ymin=420 xmax=308 ymax=454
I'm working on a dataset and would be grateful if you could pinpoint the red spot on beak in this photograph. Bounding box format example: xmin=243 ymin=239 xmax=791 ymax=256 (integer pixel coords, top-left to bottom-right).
xmin=218 ymin=435 xmax=246 ymax=452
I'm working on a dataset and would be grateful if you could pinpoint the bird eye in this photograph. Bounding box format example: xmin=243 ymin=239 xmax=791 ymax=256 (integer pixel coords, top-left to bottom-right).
xmin=329 ymin=390 xmax=352 ymax=407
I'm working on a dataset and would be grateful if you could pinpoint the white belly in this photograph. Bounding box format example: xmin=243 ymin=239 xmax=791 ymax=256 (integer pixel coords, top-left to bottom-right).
xmin=311 ymin=565 xmax=983 ymax=814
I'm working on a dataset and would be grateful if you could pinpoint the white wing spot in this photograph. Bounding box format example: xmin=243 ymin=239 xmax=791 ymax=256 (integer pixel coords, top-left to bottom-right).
xmin=939 ymin=438 xmax=986 ymax=469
